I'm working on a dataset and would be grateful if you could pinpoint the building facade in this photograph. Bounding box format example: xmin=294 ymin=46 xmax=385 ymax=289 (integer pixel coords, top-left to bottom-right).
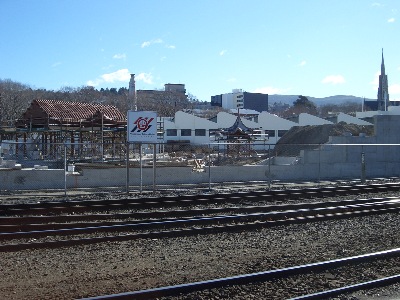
xmin=164 ymin=83 xmax=186 ymax=94
xmin=211 ymin=89 xmax=268 ymax=112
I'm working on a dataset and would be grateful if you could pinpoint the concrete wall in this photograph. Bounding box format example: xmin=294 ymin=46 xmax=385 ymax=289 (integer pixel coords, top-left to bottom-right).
xmin=2 ymin=115 xmax=400 ymax=191
xmin=2 ymin=156 xmax=398 ymax=191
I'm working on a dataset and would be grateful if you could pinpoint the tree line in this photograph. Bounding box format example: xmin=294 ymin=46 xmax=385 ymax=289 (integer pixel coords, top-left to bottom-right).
xmin=0 ymin=78 xmax=363 ymax=128
xmin=272 ymin=95 xmax=362 ymax=118
xmin=0 ymin=79 xmax=208 ymax=126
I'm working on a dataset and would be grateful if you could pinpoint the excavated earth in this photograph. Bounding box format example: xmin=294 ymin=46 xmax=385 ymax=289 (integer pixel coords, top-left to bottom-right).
xmin=1 ymin=191 xmax=400 ymax=300
xmin=274 ymin=122 xmax=374 ymax=156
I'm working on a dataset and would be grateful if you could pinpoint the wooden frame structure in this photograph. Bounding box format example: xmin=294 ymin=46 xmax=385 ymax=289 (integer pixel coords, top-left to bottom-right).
xmin=3 ymin=99 xmax=128 ymax=161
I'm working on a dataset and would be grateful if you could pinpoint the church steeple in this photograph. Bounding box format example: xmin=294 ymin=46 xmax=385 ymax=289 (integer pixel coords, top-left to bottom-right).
xmin=377 ymin=49 xmax=389 ymax=111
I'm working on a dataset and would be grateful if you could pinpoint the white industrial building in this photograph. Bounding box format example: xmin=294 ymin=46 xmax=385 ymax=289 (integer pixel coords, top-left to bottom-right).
xmin=298 ymin=113 xmax=334 ymax=126
xmin=257 ymin=112 xmax=298 ymax=145
xmin=160 ymin=110 xmax=372 ymax=148
xmin=162 ymin=111 xmax=219 ymax=145
xmin=222 ymin=89 xmax=245 ymax=109
xmin=215 ymin=111 xmax=259 ymax=129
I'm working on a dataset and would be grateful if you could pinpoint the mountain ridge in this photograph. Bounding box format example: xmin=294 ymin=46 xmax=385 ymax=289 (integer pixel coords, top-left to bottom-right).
xmin=268 ymin=95 xmax=375 ymax=106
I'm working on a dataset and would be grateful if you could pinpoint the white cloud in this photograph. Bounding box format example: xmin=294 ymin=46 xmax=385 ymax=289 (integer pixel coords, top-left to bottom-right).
xmin=371 ymin=2 xmax=382 ymax=7
xmin=370 ymin=71 xmax=380 ymax=89
xmin=88 ymin=70 xmax=154 ymax=87
xmin=87 ymin=69 xmax=131 ymax=86
xmin=166 ymin=45 xmax=176 ymax=49
xmin=220 ymin=50 xmax=227 ymax=56
xmin=86 ymin=79 xmax=101 ymax=87
xmin=101 ymin=69 xmax=130 ymax=83
xmin=321 ymin=75 xmax=345 ymax=85
xmin=136 ymin=72 xmax=153 ymax=84
xmin=141 ymin=41 xmax=151 ymax=48
xmin=388 ymin=17 xmax=395 ymax=23
xmin=299 ymin=60 xmax=306 ymax=67
xmin=226 ymin=77 xmax=237 ymax=82
xmin=370 ymin=70 xmax=400 ymax=95
xmin=51 ymin=61 xmax=62 ymax=68
xmin=253 ymin=86 xmax=290 ymax=94
xmin=390 ymin=83 xmax=400 ymax=95
xmin=141 ymin=38 xmax=163 ymax=48
xmin=113 ymin=53 xmax=126 ymax=60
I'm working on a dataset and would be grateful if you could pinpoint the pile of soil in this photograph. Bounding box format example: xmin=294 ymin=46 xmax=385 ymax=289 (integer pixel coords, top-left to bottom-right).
xmin=274 ymin=122 xmax=374 ymax=157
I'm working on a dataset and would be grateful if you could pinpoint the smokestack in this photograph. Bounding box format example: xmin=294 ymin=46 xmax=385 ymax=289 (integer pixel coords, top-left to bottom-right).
xmin=129 ymin=74 xmax=136 ymax=111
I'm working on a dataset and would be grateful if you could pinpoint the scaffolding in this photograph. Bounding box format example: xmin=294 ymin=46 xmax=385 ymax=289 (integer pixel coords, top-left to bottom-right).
xmin=2 ymin=99 xmax=128 ymax=163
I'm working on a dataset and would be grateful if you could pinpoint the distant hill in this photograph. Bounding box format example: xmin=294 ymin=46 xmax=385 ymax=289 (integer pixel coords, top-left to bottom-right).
xmin=268 ymin=95 xmax=375 ymax=106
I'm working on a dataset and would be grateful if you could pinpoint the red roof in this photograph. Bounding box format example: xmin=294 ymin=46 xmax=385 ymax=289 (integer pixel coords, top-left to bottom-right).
xmin=17 ymin=99 xmax=126 ymax=128
xmin=33 ymin=99 xmax=126 ymax=121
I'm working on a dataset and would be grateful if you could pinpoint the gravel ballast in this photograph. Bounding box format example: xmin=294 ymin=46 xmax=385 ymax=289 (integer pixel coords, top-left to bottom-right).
xmin=1 ymin=210 xmax=400 ymax=299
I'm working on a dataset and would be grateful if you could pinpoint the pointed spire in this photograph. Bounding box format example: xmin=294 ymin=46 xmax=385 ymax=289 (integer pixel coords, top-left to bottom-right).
xmin=381 ymin=48 xmax=385 ymax=75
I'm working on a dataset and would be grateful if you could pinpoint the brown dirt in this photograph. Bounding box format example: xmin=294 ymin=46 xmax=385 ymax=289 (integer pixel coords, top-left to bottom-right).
xmin=274 ymin=122 xmax=374 ymax=156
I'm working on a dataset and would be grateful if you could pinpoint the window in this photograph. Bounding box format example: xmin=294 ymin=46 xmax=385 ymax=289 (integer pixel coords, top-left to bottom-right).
xmin=181 ymin=129 xmax=191 ymax=136
xmin=266 ymin=130 xmax=275 ymax=137
xmin=166 ymin=129 xmax=177 ymax=136
xmin=278 ymin=130 xmax=288 ymax=137
xmin=195 ymin=129 xmax=206 ymax=136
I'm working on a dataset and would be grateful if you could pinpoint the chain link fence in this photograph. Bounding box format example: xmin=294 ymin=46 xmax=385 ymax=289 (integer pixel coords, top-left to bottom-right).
xmin=1 ymin=140 xmax=399 ymax=197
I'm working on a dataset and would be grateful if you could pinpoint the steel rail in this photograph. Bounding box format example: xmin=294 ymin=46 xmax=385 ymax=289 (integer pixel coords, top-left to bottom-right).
xmin=1 ymin=200 xmax=399 ymax=252
xmin=289 ymin=274 xmax=400 ymax=299
xmin=78 ymin=248 xmax=400 ymax=300
xmin=1 ymin=199 xmax=398 ymax=239
xmin=1 ymin=196 xmax=398 ymax=228
xmin=1 ymin=182 xmax=399 ymax=216
xmin=1 ymin=196 xmax=400 ymax=235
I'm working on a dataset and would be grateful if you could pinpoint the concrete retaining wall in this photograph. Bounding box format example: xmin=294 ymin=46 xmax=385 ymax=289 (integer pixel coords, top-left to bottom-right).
xmin=1 ymin=159 xmax=398 ymax=191
xmin=1 ymin=115 xmax=400 ymax=191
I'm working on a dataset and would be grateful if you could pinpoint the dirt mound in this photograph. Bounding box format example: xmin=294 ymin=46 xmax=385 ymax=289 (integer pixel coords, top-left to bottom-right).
xmin=274 ymin=122 xmax=374 ymax=156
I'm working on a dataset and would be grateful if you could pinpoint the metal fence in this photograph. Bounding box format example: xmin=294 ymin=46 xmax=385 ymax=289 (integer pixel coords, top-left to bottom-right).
xmin=1 ymin=140 xmax=400 ymax=197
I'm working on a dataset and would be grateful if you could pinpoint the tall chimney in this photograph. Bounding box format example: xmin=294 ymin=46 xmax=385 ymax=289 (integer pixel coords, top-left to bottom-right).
xmin=128 ymin=74 xmax=136 ymax=111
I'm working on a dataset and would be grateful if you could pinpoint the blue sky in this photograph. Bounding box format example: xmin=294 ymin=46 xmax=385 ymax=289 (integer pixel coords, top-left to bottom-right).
xmin=1 ymin=0 xmax=400 ymax=102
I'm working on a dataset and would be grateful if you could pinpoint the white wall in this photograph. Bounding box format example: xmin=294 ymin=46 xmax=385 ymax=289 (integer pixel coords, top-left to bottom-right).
xmin=163 ymin=111 xmax=219 ymax=144
xmin=216 ymin=112 xmax=259 ymax=129
xmin=161 ymin=110 xmax=374 ymax=148
xmin=221 ymin=91 xmax=244 ymax=109
xmin=337 ymin=113 xmax=373 ymax=125
xmin=298 ymin=113 xmax=334 ymax=125
xmin=257 ymin=112 xmax=298 ymax=145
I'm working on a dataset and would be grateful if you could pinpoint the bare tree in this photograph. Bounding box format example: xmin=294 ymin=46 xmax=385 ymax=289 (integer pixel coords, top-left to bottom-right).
xmin=318 ymin=101 xmax=362 ymax=118
xmin=0 ymin=79 xmax=33 ymax=126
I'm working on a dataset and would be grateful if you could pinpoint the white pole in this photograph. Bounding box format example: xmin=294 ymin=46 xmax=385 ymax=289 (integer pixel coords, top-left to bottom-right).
xmin=140 ymin=143 xmax=143 ymax=193
xmin=64 ymin=143 xmax=67 ymax=198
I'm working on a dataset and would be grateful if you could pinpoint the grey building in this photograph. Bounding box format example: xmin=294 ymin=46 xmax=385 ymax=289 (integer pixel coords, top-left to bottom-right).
xmin=211 ymin=90 xmax=268 ymax=112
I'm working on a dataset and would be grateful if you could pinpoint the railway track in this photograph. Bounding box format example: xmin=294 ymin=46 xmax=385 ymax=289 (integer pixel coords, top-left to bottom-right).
xmin=1 ymin=181 xmax=400 ymax=299
xmin=1 ymin=196 xmax=400 ymax=252
xmin=79 ymin=248 xmax=400 ymax=300
xmin=1 ymin=181 xmax=399 ymax=216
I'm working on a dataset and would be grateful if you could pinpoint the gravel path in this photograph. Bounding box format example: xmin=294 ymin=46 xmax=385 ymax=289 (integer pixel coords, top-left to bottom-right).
xmin=1 ymin=209 xmax=400 ymax=299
